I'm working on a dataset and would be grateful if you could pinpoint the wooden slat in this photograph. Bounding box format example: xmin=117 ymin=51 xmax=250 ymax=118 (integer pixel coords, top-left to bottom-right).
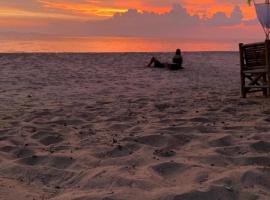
xmin=243 ymin=69 xmax=267 ymax=73
xmin=245 ymin=89 xmax=266 ymax=93
xmin=244 ymin=44 xmax=266 ymax=68
xmin=242 ymin=42 xmax=265 ymax=48
xmin=244 ymin=85 xmax=269 ymax=88
xmin=239 ymin=40 xmax=270 ymax=98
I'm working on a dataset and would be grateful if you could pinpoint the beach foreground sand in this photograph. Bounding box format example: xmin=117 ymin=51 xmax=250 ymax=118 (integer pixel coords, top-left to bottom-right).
xmin=0 ymin=52 xmax=270 ymax=200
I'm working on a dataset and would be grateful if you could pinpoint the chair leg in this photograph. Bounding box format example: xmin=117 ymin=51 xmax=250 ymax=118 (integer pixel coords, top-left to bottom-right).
xmin=267 ymin=72 xmax=270 ymax=97
xmin=242 ymin=89 xmax=246 ymax=98
xmin=263 ymin=74 xmax=268 ymax=96
xmin=241 ymin=73 xmax=246 ymax=98
xmin=263 ymin=88 xmax=267 ymax=96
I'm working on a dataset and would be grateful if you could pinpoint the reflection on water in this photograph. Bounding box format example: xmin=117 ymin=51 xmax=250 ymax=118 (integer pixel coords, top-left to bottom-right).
xmin=0 ymin=36 xmax=250 ymax=52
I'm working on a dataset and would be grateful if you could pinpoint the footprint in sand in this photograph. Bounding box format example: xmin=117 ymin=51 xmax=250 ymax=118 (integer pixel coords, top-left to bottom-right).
xmin=131 ymin=133 xmax=192 ymax=150
xmin=0 ymin=164 xmax=76 ymax=187
xmin=198 ymin=155 xmax=233 ymax=167
xmin=172 ymin=134 xmax=194 ymax=147
xmin=136 ymin=135 xmax=169 ymax=147
xmin=215 ymin=146 xmax=247 ymax=156
xmin=164 ymin=186 xmax=257 ymax=200
xmin=19 ymin=155 xmax=48 ymax=166
xmin=0 ymin=145 xmax=16 ymax=153
xmin=50 ymin=156 xmax=74 ymax=169
xmin=96 ymin=143 xmax=140 ymax=158
xmin=251 ymin=141 xmax=270 ymax=153
xmin=18 ymin=155 xmax=74 ymax=169
xmin=244 ymin=156 xmax=270 ymax=167
xmin=0 ymin=135 xmax=11 ymax=142
xmin=49 ymin=118 xmax=84 ymax=127
xmin=0 ymin=146 xmax=34 ymax=159
xmin=39 ymin=135 xmax=63 ymax=146
xmin=13 ymin=147 xmax=34 ymax=158
xmin=209 ymin=135 xmax=233 ymax=147
xmin=241 ymin=169 xmax=270 ymax=189
xmin=195 ymin=172 xmax=209 ymax=184
xmin=77 ymin=198 xmax=121 ymax=200
xmin=263 ymin=116 xmax=270 ymax=123
xmin=85 ymin=173 xmax=155 ymax=190
xmin=73 ymin=197 xmax=120 ymax=200
xmin=152 ymin=162 xmax=187 ymax=177
xmin=155 ymin=103 xmax=171 ymax=111
xmin=190 ymin=117 xmax=211 ymax=123
xmin=154 ymin=148 xmax=176 ymax=158
xmin=221 ymin=106 xmax=237 ymax=114
xmin=31 ymin=131 xmax=63 ymax=146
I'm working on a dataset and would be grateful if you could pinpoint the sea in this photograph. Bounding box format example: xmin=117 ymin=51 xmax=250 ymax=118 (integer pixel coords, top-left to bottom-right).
xmin=0 ymin=35 xmax=258 ymax=53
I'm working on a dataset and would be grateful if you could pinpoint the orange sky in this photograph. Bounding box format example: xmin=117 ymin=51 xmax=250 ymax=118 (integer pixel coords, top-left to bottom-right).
xmin=0 ymin=0 xmax=256 ymax=21
xmin=0 ymin=0 xmax=264 ymax=52
xmin=0 ymin=0 xmax=261 ymax=39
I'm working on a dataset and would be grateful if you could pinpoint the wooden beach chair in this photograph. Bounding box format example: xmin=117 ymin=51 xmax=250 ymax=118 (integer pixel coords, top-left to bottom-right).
xmin=239 ymin=40 xmax=270 ymax=98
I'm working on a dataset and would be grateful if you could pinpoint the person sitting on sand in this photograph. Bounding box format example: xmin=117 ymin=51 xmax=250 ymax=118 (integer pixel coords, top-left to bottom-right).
xmin=146 ymin=49 xmax=183 ymax=70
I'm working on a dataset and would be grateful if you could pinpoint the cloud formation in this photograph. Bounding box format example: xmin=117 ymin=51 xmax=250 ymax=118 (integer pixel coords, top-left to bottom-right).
xmin=206 ymin=5 xmax=243 ymax=26
xmin=83 ymin=4 xmax=260 ymax=39
xmin=0 ymin=0 xmax=255 ymax=20
xmin=0 ymin=1 xmax=263 ymax=40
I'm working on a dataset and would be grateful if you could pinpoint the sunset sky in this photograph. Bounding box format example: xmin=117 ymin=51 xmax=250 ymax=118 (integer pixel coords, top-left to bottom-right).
xmin=0 ymin=0 xmax=255 ymax=20
xmin=0 ymin=0 xmax=264 ymax=40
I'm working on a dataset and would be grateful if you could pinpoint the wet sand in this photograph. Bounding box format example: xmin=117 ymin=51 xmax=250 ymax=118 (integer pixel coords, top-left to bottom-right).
xmin=0 ymin=52 xmax=269 ymax=200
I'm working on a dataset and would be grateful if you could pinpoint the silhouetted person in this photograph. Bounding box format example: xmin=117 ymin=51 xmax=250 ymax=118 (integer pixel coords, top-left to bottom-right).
xmin=147 ymin=49 xmax=183 ymax=70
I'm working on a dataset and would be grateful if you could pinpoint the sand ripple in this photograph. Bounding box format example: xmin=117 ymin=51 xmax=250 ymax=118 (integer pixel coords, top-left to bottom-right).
xmin=1 ymin=52 xmax=270 ymax=199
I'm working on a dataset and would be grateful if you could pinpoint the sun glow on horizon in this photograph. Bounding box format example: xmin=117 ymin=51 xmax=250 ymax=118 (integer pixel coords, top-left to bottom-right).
xmin=39 ymin=0 xmax=128 ymax=18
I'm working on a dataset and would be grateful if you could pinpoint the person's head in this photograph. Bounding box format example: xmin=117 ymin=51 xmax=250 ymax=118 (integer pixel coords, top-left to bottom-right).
xmin=176 ymin=49 xmax=181 ymax=55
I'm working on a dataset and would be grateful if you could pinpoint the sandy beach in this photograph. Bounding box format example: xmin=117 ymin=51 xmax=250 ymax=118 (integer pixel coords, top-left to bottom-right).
xmin=1 ymin=52 xmax=270 ymax=200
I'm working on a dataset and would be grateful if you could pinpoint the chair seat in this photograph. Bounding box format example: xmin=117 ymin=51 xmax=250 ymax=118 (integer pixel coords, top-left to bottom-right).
xmin=244 ymin=85 xmax=269 ymax=88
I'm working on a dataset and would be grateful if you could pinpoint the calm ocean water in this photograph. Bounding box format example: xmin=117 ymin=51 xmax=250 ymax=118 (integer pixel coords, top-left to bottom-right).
xmin=0 ymin=36 xmax=253 ymax=52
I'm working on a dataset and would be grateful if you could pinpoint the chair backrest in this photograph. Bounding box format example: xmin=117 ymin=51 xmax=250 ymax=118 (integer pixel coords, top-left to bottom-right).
xmin=239 ymin=42 xmax=266 ymax=70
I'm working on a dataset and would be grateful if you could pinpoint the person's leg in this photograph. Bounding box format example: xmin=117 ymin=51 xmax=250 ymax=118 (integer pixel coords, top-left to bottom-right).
xmin=146 ymin=57 xmax=156 ymax=67
xmin=153 ymin=59 xmax=165 ymax=68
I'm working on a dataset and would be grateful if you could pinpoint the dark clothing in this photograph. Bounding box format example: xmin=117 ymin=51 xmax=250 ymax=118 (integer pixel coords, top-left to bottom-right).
xmin=173 ymin=56 xmax=182 ymax=65
xmin=154 ymin=60 xmax=165 ymax=68
xmin=170 ymin=55 xmax=183 ymax=70
xmin=170 ymin=63 xmax=182 ymax=70
xmin=149 ymin=55 xmax=183 ymax=70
